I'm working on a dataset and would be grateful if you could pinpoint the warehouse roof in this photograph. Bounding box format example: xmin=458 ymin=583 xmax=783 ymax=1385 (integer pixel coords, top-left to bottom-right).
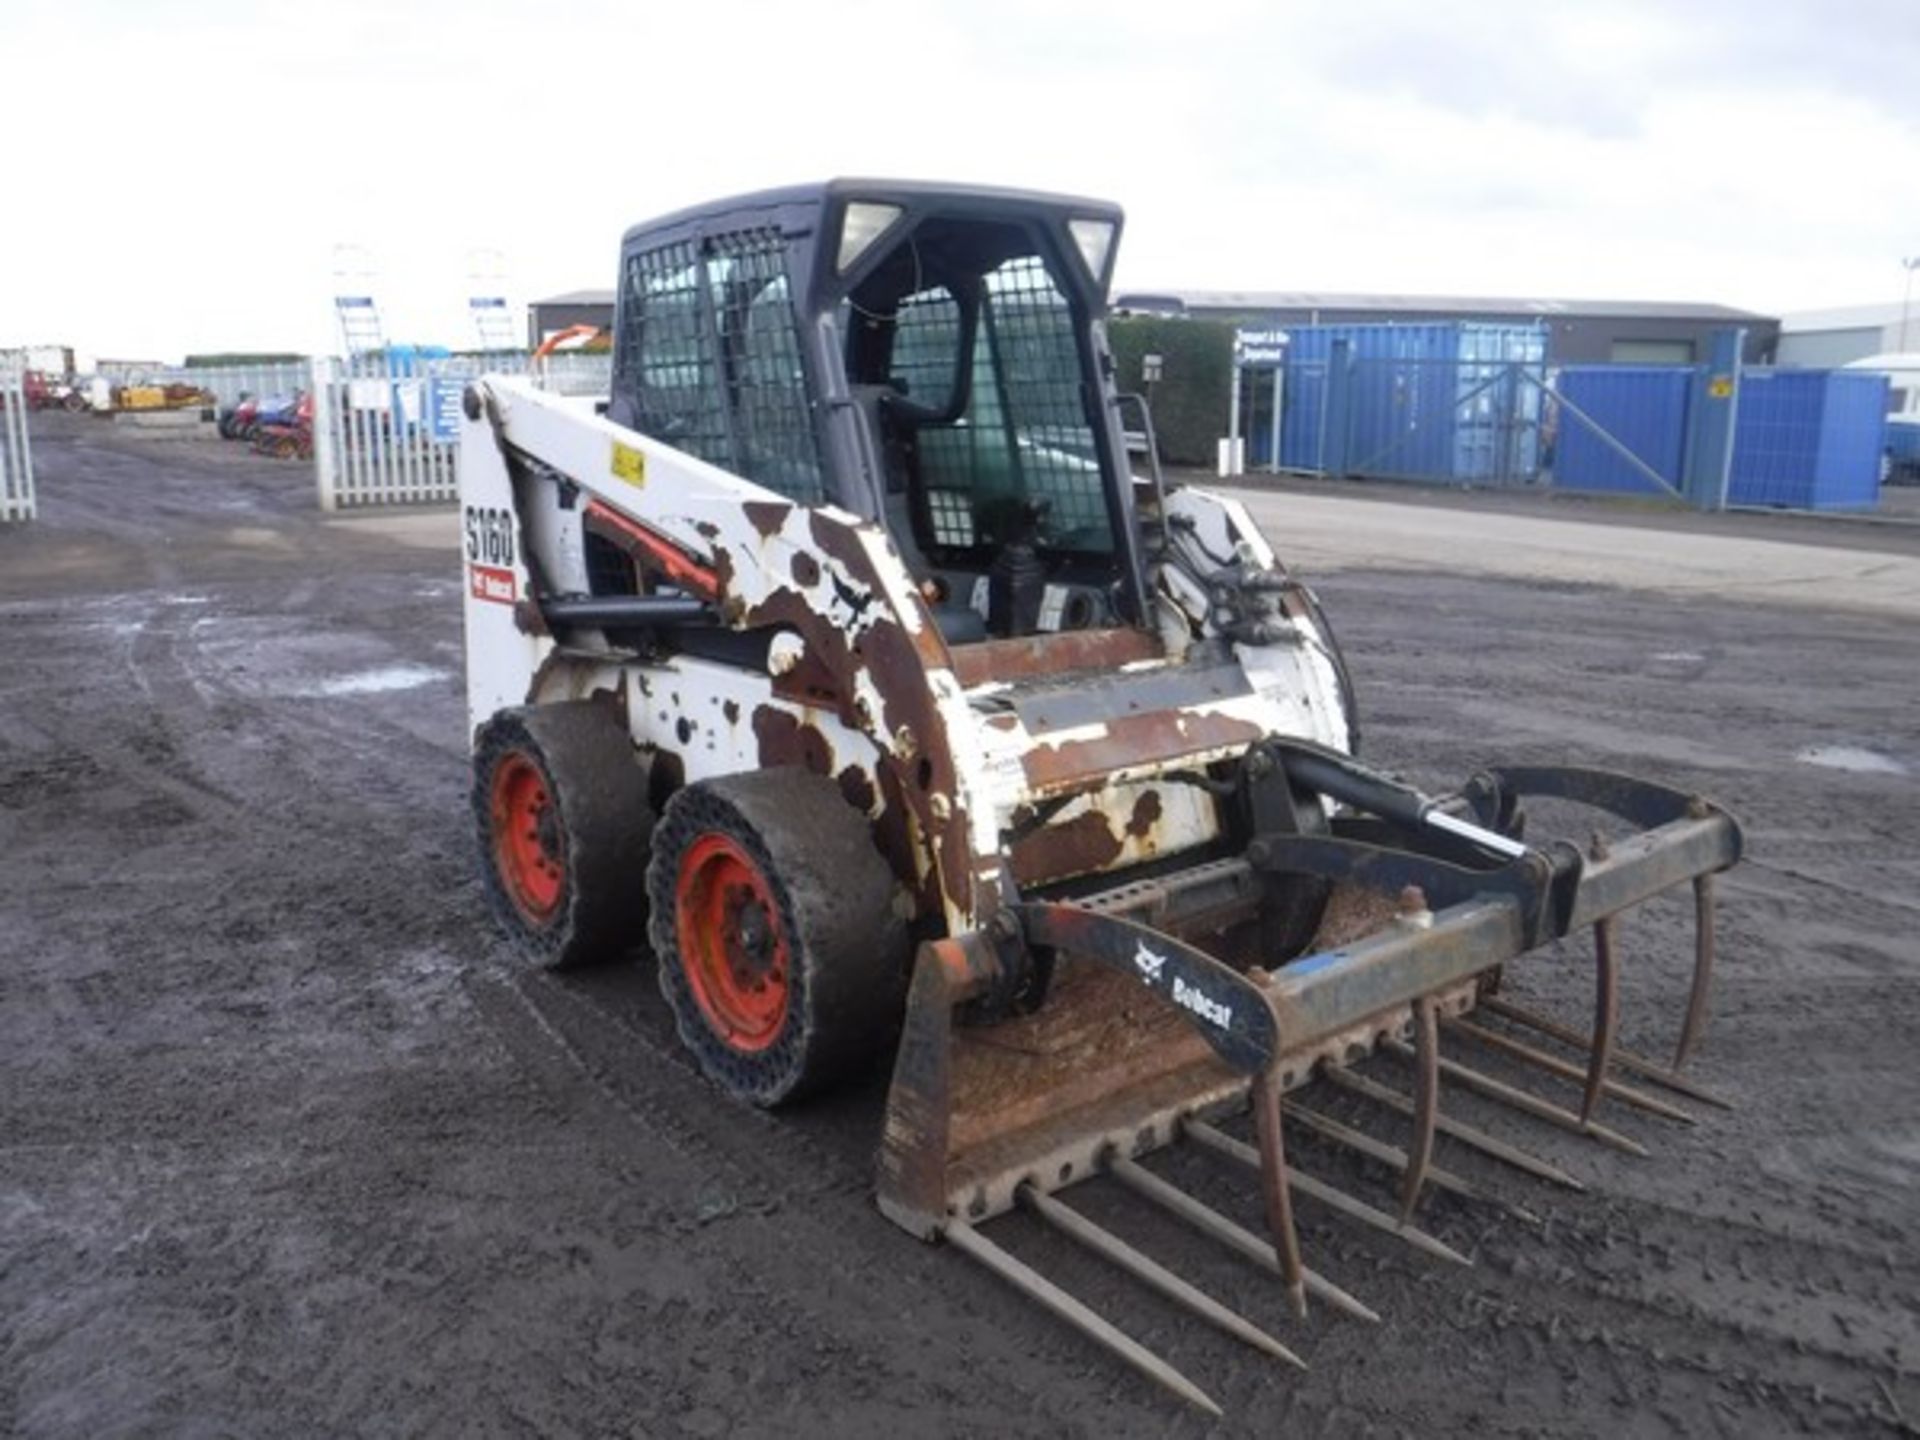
xmin=1778 ymin=300 xmax=1907 ymax=332
xmin=1111 ymin=289 xmax=1772 ymax=322
xmin=532 ymin=289 xmax=616 ymax=307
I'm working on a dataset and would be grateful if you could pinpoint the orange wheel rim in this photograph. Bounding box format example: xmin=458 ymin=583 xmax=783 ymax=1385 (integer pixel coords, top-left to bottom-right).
xmin=491 ymin=754 xmax=565 ymax=921
xmin=676 ymin=834 xmax=790 ymax=1053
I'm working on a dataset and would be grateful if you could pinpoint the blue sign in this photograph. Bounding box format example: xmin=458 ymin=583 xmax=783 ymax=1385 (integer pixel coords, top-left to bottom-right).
xmin=430 ymin=377 xmax=467 ymax=443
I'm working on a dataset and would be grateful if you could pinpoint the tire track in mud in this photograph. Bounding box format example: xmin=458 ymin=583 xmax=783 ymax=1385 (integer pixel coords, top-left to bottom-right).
xmin=32 ymin=567 xmax=1169 ymax=1434
xmin=459 ymin=956 xmax=1153 ymax=1437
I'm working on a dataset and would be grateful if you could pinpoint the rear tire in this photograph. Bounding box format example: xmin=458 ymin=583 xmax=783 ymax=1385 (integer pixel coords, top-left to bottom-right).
xmin=648 ymin=769 xmax=909 ymax=1107
xmin=472 ymin=702 xmax=654 ymax=968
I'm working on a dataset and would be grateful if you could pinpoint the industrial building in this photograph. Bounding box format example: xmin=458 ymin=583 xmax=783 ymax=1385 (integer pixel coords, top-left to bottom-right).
xmin=531 ymin=284 xmax=1781 ymax=368
xmin=527 ymin=288 xmax=616 ymax=348
xmin=1775 ymin=301 xmax=1920 ymax=368
xmin=1111 ymin=290 xmax=1779 ymax=367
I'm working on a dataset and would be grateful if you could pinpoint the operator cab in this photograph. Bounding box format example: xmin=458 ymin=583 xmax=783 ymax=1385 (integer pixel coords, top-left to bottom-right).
xmin=606 ymin=180 xmax=1149 ymax=648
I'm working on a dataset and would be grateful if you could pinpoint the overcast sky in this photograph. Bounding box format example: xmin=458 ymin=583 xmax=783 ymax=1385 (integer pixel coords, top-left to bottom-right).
xmin=2 ymin=0 xmax=1914 ymax=363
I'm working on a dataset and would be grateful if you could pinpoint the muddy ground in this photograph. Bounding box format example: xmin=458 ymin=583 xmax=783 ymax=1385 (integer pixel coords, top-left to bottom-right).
xmin=2 ymin=414 xmax=1916 ymax=1438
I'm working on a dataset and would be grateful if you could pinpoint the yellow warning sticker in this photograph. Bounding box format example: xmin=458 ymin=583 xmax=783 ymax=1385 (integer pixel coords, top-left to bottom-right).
xmin=611 ymin=441 xmax=647 ymax=487
xmin=1707 ymin=376 xmax=1734 ymax=400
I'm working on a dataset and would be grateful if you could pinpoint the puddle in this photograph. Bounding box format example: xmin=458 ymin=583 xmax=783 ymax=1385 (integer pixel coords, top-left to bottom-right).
xmin=300 ymin=664 xmax=449 ymax=697
xmin=1795 ymin=744 xmax=1909 ymax=776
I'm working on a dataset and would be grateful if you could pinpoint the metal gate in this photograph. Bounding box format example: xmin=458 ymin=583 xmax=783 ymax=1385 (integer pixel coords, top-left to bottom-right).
xmin=1263 ymin=324 xmax=1552 ymax=487
xmin=1 ymin=355 xmax=35 ymax=523
xmin=313 ymin=351 xmax=611 ymax=510
xmin=1550 ymin=366 xmax=1693 ymax=497
xmin=1268 ymin=353 xmax=1691 ymax=502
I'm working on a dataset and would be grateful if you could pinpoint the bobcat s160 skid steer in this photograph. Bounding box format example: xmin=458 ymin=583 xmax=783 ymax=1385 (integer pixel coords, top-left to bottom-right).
xmin=459 ymin=180 xmax=1742 ymax=1413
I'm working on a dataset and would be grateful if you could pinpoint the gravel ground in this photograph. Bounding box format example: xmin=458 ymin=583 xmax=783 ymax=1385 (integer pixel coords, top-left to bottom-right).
xmin=2 ymin=414 xmax=1916 ymax=1438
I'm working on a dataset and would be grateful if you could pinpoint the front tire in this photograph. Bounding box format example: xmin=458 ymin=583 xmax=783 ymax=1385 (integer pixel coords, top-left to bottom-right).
xmin=472 ymin=702 xmax=654 ymax=968
xmin=648 ymin=769 xmax=909 ymax=1107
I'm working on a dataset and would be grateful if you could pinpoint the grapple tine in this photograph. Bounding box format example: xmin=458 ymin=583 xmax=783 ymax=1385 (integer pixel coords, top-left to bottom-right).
xmin=1674 ymin=872 xmax=1716 ymax=1072
xmin=1251 ymin=1072 xmax=1309 ymax=1319
xmin=1185 ymin=1118 xmax=1471 ymax=1267
xmin=1582 ymin=913 xmax=1621 ymax=1125
xmin=1400 ymin=993 xmax=1441 ymax=1223
xmin=944 ymin=1221 xmax=1222 ymax=1417
xmin=1019 ymin=1184 xmax=1308 ymax=1371
xmin=1476 ymin=995 xmax=1734 ymax=1109
xmin=1442 ymin=1017 xmax=1696 ymax=1124
xmin=1380 ymin=1037 xmax=1650 ymax=1157
xmin=1323 ymin=1064 xmax=1587 ymax=1190
xmin=1283 ymin=1103 xmax=1485 ymax=1203
xmin=1107 ymin=1155 xmax=1383 ymax=1325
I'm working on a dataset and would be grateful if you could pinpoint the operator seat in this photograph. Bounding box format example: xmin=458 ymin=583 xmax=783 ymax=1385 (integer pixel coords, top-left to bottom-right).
xmin=847 ymin=383 xmax=987 ymax=647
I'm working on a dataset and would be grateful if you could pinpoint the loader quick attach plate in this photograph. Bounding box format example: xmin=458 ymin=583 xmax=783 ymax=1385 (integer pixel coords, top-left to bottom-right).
xmin=875 ymin=763 xmax=1743 ymax=1415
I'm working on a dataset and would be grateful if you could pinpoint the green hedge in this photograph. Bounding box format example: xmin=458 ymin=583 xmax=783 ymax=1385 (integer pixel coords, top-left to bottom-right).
xmin=1106 ymin=316 xmax=1235 ymax=467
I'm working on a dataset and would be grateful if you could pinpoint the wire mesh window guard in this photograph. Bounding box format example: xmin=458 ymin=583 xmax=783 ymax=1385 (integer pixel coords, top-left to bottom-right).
xmin=615 ymin=231 xmax=823 ymax=504
xmin=912 ymin=254 xmax=1110 ymax=553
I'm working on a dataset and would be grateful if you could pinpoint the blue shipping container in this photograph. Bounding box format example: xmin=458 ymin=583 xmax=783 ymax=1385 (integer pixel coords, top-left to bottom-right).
xmin=1730 ymin=370 xmax=1887 ymax=510
xmin=1280 ymin=322 xmax=1547 ymax=483
xmin=1551 ymin=365 xmax=1693 ymax=496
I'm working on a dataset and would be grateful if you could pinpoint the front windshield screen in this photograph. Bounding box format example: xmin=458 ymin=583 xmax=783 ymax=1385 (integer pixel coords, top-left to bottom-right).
xmin=847 ymin=227 xmax=1115 ymax=557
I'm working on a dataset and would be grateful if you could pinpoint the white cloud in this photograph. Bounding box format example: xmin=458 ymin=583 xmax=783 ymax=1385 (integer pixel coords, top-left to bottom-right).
xmin=2 ymin=0 xmax=1914 ymax=362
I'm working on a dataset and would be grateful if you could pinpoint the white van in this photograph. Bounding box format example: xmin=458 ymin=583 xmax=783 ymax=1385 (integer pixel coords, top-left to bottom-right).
xmin=1843 ymin=352 xmax=1920 ymax=482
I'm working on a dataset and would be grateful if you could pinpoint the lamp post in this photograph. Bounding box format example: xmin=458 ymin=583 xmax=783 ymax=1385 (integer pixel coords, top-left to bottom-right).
xmin=1902 ymin=257 xmax=1920 ymax=352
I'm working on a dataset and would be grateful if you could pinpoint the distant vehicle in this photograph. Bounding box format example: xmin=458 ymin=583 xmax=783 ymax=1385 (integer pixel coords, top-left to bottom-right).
xmin=1843 ymin=352 xmax=1920 ymax=484
xmin=22 ymin=371 xmax=84 ymax=412
xmin=251 ymin=391 xmax=313 ymax=459
xmin=23 ymin=345 xmax=75 ymax=378
xmin=218 ymin=393 xmax=260 ymax=440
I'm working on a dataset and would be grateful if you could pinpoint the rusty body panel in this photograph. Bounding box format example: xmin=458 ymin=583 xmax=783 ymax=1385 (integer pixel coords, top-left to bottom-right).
xmin=951 ymin=627 xmax=1162 ymax=688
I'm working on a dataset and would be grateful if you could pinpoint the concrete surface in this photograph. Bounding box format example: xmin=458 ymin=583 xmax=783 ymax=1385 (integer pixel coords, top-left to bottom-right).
xmin=1223 ymin=487 xmax=1920 ymax=619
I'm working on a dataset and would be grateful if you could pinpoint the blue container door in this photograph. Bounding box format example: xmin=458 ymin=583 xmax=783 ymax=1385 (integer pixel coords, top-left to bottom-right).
xmin=1552 ymin=366 xmax=1692 ymax=496
xmin=1280 ymin=321 xmax=1545 ymax=481
xmin=1811 ymin=372 xmax=1888 ymax=509
xmin=1730 ymin=371 xmax=1824 ymax=507
xmin=1281 ymin=349 xmax=1329 ymax=470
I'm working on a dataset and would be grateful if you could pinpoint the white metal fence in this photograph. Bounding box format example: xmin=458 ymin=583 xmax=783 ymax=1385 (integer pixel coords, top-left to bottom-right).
xmin=313 ymin=351 xmax=612 ymax=510
xmin=1 ymin=355 xmax=35 ymax=523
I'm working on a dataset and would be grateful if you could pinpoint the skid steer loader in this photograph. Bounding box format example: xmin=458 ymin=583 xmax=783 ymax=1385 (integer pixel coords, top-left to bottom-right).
xmin=459 ymin=180 xmax=1742 ymax=1413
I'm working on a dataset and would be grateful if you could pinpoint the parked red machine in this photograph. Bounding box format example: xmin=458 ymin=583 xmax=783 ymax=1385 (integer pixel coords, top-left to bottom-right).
xmin=251 ymin=391 xmax=314 ymax=460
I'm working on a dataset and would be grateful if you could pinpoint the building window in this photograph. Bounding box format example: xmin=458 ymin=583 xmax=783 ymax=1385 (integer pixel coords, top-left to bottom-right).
xmin=1609 ymin=339 xmax=1696 ymax=365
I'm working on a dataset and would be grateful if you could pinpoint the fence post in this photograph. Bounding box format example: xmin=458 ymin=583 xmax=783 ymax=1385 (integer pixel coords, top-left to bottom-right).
xmin=0 ymin=357 xmax=36 ymax=523
xmin=1682 ymin=326 xmax=1744 ymax=512
xmin=1227 ymin=361 xmax=1242 ymax=476
xmin=311 ymin=355 xmax=340 ymax=511
xmin=1266 ymin=366 xmax=1283 ymax=475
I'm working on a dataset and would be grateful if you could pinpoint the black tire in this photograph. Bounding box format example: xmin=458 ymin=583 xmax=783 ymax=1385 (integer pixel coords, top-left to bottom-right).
xmin=472 ymin=702 xmax=654 ymax=968
xmin=647 ymin=769 xmax=909 ymax=1107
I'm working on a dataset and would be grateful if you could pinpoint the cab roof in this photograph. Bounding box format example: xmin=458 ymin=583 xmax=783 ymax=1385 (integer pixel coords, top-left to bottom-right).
xmin=619 ymin=178 xmax=1123 ymax=253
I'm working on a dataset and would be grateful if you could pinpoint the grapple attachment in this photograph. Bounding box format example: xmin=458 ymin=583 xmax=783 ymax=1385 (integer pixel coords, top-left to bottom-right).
xmin=877 ymin=751 xmax=1742 ymax=1413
